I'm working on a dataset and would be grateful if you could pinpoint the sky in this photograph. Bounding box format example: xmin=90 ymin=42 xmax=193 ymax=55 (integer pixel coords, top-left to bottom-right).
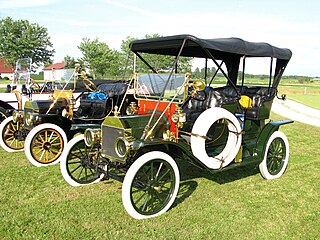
xmin=0 ymin=0 xmax=319 ymax=76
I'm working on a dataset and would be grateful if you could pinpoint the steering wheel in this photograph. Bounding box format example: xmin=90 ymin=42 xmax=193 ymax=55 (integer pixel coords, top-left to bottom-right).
xmin=29 ymin=78 xmax=41 ymax=92
xmin=83 ymin=78 xmax=97 ymax=92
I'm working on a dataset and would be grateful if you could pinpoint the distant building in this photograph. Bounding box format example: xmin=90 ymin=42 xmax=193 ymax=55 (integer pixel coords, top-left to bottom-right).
xmin=0 ymin=59 xmax=13 ymax=79
xmin=312 ymin=77 xmax=320 ymax=81
xmin=43 ymin=62 xmax=67 ymax=81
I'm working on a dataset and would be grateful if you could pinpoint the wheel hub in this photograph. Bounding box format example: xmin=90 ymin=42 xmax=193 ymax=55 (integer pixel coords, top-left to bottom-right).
xmin=81 ymin=154 xmax=95 ymax=168
xmin=42 ymin=142 xmax=52 ymax=150
xmin=13 ymin=130 xmax=20 ymax=139
xmin=153 ymin=186 xmax=162 ymax=193
xmin=146 ymin=180 xmax=162 ymax=193
xmin=13 ymin=129 xmax=28 ymax=141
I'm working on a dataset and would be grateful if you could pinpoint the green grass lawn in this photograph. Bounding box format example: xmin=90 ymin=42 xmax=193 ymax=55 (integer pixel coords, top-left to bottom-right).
xmin=0 ymin=113 xmax=319 ymax=239
xmin=287 ymin=94 xmax=320 ymax=110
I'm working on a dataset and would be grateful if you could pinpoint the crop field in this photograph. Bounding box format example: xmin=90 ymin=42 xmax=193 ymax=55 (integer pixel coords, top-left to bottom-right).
xmin=0 ymin=113 xmax=319 ymax=239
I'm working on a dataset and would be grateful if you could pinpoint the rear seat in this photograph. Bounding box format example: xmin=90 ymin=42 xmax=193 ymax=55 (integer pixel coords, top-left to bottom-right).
xmin=244 ymin=87 xmax=276 ymax=120
xmin=183 ymin=86 xmax=240 ymax=121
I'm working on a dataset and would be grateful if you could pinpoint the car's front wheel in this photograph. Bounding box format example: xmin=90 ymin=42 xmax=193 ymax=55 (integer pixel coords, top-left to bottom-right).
xmin=0 ymin=116 xmax=26 ymax=152
xmin=24 ymin=123 xmax=67 ymax=167
xmin=60 ymin=134 xmax=107 ymax=186
xmin=122 ymin=151 xmax=180 ymax=219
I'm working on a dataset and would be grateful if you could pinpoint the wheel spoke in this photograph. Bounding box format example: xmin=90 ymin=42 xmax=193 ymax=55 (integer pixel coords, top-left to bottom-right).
xmin=49 ymin=148 xmax=60 ymax=154
xmin=9 ymin=138 xmax=16 ymax=146
xmin=10 ymin=123 xmax=16 ymax=131
xmin=67 ymin=160 xmax=82 ymax=165
xmin=38 ymin=133 xmax=45 ymax=144
xmin=77 ymin=166 xmax=84 ymax=180
xmin=6 ymin=127 xmax=15 ymax=133
xmin=155 ymin=162 xmax=163 ymax=179
xmin=156 ymin=168 xmax=171 ymax=182
xmin=65 ymin=138 xmax=103 ymax=185
xmin=39 ymin=149 xmax=46 ymax=160
xmin=128 ymin=158 xmax=177 ymax=216
xmin=266 ymin=137 xmax=286 ymax=175
xmin=5 ymin=135 xmax=14 ymax=141
xmin=50 ymin=136 xmax=60 ymax=144
xmin=45 ymin=130 xmax=48 ymax=142
xmin=141 ymin=194 xmax=151 ymax=212
xmin=47 ymin=131 xmax=55 ymax=142
xmin=70 ymin=164 xmax=82 ymax=174
xmin=33 ymin=147 xmax=43 ymax=156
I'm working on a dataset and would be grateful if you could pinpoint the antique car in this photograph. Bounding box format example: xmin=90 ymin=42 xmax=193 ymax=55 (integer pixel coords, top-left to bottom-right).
xmin=0 ymin=58 xmax=81 ymax=152
xmin=60 ymin=34 xmax=293 ymax=219
xmin=0 ymin=63 xmax=86 ymax=153
xmin=22 ymin=79 xmax=133 ymax=167
xmin=0 ymin=64 xmax=133 ymax=167
xmin=0 ymin=58 xmax=55 ymax=122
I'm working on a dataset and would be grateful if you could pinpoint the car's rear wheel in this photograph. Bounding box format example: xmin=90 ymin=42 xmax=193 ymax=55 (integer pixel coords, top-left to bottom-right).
xmin=259 ymin=131 xmax=289 ymax=180
xmin=0 ymin=116 xmax=26 ymax=152
xmin=25 ymin=123 xmax=67 ymax=167
xmin=60 ymin=134 xmax=107 ymax=186
xmin=122 ymin=151 xmax=180 ymax=219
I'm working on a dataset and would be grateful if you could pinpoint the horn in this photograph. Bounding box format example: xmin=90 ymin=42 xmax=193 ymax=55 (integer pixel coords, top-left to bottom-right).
xmin=192 ymin=79 xmax=205 ymax=91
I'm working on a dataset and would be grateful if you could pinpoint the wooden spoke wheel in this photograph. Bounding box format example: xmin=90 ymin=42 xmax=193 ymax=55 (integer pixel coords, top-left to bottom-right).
xmin=25 ymin=123 xmax=67 ymax=167
xmin=0 ymin=116 xmax=26 ymax=152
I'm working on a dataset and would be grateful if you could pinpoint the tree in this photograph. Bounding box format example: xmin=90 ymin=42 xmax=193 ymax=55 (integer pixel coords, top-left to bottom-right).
xmin=193 ymin=67 xmax=201 ymax=79
xmin=119 ymin=34 xmax=192 ymax=74
xmin=119 ymin=36 xmax=138 ymax=75
xmin=78 ymin=38 xmax=119 ymax=78
xmin=0 ymin=17 xmax=54 ymax=70
xmin=63 ymin=55 xmax=77 ymax=69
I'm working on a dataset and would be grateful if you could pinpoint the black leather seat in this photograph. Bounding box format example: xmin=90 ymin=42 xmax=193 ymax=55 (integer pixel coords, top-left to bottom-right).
xmin=245 ymin=88 xmax=275 ymax=120
xmin=97 ymin=83 xmax=128 ymax=97
xmin=183 ymin=86 xmax=239 ymax=121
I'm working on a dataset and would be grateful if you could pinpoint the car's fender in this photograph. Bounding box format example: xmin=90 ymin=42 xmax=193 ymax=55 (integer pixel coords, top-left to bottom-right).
xmin=255 ymin=120 xmax=293 ymax=159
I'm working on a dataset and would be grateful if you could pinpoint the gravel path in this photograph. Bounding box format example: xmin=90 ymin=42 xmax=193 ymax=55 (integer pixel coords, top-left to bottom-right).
xmin=272 ymin=98 xmax=320 ymax=127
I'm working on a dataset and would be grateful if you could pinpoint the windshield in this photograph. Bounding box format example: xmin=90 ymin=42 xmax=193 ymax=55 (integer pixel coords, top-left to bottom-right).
xmin=14 ymin=58 xmax=32 ymax=85
xmin=51 ymin=68 xmax=76 ymax=90
xmin=135 ymin=73 xmax=185 ymax=101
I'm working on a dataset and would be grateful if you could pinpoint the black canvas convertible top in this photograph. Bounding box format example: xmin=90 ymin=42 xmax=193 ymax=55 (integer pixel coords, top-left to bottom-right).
xmin=130 ymin=34 xmax=292 ymax=60
xmin=130 ymin=34 xmax=292 ymax=88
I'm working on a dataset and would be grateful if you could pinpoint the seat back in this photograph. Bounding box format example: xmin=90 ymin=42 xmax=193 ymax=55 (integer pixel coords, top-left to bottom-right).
xmin=244 ymin=87 xmax=276 ymax=120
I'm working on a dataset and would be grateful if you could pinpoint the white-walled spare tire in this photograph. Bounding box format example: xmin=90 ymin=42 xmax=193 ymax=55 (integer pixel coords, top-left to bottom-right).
xmin=191 ymin=107 xmax=242 ymax=169
xmin=25 ymin=123 xmax=67 ymax=167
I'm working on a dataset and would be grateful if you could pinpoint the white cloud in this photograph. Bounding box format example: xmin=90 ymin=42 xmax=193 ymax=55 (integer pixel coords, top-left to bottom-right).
xmin=0 ymin=0 xmax=58 ymax=9
xmin=61 ymin=19 xmax=124 ymax=28
xmin=104 ymin=0 xmax=165 ymax=18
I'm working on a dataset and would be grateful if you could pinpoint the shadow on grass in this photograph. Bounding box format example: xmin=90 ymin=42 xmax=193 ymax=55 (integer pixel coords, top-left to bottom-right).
xmin=169 ymin=159 xmax=261 ymax=210
xmin=177 ymin=158 xmax=260 ymax=184
xmin=100 ymin=157 xmax=261 ymax=214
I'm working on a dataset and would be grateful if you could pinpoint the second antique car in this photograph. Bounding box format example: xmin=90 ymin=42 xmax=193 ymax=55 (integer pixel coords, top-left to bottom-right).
xmin=0 ymin=57 xmax=57 ymax=122
xmin=60 ymin=34 xmax=293 ymax=219
xmin=0 ymin=64 xmax=134 ymax=167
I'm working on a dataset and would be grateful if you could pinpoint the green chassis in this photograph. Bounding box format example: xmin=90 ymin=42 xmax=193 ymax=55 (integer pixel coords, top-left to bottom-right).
xmin=97 ymin=113 xmax=293 ymax=173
